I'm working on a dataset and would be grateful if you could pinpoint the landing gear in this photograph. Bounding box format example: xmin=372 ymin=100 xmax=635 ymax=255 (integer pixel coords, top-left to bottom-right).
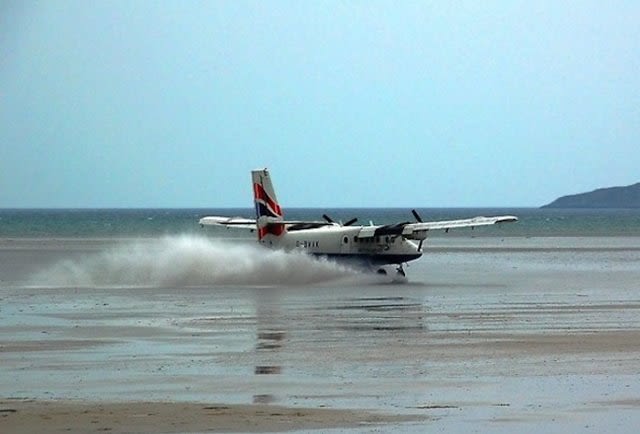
xmin=392 ymin=264 xmax=408 ymax=283
xmin=374 ymin=264 xmax=408 ymax=283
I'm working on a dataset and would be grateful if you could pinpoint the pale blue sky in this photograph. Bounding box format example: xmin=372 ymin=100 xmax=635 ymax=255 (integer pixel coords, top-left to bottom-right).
xmin=1 ymin=1 xmax=638 ymax=207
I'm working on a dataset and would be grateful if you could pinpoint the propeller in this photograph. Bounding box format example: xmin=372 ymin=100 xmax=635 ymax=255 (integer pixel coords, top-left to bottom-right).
xmin=323 ymin=214 xmax=358 ymax=226
xmin=411 ymin=209 xmax=423 ymax=223
xmin=343 ymin=217 xmax=358 ymax=226
xmin=411 ymin=209 xmax=425 ymax=251
xmin=322 ymin=214 xmax=335 ymax=224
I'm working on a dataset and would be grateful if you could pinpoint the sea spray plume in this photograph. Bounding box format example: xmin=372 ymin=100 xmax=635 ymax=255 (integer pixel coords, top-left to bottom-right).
xmin=32 ymin=235 xmax=357 ymax=288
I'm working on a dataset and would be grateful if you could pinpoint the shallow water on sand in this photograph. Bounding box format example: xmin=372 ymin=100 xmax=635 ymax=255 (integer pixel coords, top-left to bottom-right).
xmin=1 ymin=236 xmax=640 ymax=432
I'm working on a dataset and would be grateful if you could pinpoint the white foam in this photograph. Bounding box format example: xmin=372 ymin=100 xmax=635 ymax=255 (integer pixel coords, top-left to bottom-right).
xmin=31 ymin=235 xmax=357 ymax=288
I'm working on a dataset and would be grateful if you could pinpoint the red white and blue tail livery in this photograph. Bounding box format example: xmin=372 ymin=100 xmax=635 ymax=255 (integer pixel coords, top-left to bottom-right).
xmin=252 ymin=169 xmax=286 ymax=241
xmin=199 ymin=168 xmax=518 ymax=278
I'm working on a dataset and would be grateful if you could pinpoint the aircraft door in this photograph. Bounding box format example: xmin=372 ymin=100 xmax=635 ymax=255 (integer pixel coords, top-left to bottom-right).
xmin=340 ymin=234 xmax=351 ymax=254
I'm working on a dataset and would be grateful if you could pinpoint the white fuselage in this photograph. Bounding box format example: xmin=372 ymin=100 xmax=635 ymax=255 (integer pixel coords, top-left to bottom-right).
xmin=259 ymin=225 xmax=422 ymax=267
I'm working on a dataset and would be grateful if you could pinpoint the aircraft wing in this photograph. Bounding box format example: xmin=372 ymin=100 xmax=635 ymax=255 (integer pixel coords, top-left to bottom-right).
xmin=199 ymin=216 xmax=257 ymax=230
xmin=199 ymin=215 xmax=334 ymax=230
xmin=200 ymin=213 xmax=517 ymax=235
xmin=401 ymin=215 xmax=518 ymax=238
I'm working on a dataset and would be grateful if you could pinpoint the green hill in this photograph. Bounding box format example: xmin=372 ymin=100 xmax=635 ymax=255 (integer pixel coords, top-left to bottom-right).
xmin=542 ymin=182 xmax=640 ymax=208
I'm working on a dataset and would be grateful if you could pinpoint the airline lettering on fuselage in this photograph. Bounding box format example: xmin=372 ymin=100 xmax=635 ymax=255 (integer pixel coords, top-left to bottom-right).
xmin=296 ymin=240 xmax=320 ymax=248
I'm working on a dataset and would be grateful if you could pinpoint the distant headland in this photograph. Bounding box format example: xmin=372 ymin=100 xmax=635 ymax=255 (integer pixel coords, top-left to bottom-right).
xmin=542 ymin=182 xmax=640 ymax=209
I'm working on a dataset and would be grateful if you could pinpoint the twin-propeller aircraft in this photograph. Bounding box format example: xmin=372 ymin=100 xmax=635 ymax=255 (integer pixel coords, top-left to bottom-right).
xmin=200 ymin=169 xmax=517 ymax=279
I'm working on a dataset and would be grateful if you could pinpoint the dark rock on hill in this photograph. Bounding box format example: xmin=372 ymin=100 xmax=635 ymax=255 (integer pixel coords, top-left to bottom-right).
xmin=542 ymin=182 xmax=640 ymax=208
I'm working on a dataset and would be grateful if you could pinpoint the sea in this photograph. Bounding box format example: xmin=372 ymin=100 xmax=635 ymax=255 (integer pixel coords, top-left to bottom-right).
xmin=2 ymin=207 xmax=640 ymax=238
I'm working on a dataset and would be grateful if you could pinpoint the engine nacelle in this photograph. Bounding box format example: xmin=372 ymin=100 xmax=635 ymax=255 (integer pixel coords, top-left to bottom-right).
xmin=407 ymin=229 xmax=428 ymax=241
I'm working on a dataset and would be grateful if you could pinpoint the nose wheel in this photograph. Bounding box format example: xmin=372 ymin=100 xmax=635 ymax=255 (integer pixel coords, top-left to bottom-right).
xmin=392 ymin=264 xmax=408 ymax=283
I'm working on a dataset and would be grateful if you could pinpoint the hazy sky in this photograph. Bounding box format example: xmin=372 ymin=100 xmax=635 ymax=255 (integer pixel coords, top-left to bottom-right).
xmin=2 ymin=1 xmax=639 ymax=208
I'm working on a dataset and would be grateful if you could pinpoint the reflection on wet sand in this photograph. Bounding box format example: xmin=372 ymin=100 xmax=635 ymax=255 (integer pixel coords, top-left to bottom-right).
xmin=254 ymin=366 xmax=282 ymax=375
xmin=327 ymin=296 xmax=426 ymax=332
xmin=256 ymin=331 xmax=285 ymax=351
xmin=252 ymin=394 xmax=276 ymax=404
xmin=253 ymin=298 xmax=285 ymax=404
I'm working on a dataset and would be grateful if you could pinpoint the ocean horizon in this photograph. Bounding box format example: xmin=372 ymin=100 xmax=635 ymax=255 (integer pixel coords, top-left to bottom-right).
xmin=2 ymin=207 xmax=640 ymax=238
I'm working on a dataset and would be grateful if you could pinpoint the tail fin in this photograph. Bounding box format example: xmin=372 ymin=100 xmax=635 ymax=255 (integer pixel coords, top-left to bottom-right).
xmin=252 ymin=168 xmax=285 ymax=241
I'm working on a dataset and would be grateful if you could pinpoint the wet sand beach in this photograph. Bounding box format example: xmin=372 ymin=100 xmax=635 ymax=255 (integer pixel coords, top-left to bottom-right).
xmin=2 ymin=236 xmax=640 ymax=432
xmin=0 ymin=399 xmax=421 ymax=433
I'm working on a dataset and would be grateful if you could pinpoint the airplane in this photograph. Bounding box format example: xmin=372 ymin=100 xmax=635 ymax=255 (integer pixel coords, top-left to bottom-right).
xmin=199 ymin=168 xmax=517 ymax=280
